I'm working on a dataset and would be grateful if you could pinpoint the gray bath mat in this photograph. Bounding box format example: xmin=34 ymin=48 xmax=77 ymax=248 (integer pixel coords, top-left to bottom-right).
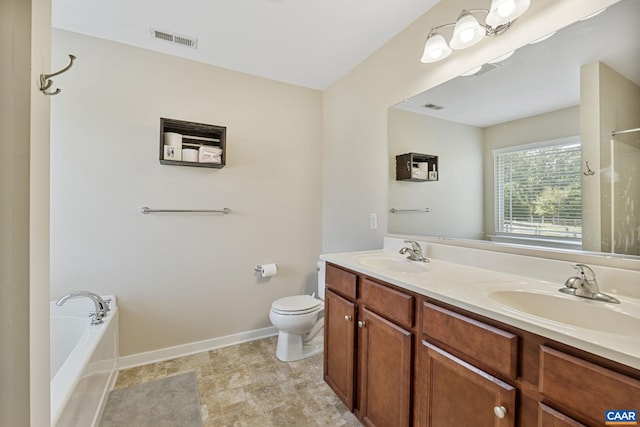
xmin=99 ymin=372 xmax=202 ymax=427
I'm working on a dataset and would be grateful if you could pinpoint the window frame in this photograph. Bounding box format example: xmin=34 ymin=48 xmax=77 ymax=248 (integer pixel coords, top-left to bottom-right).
xmin=493 ymin=135 xmax=582 ymax=247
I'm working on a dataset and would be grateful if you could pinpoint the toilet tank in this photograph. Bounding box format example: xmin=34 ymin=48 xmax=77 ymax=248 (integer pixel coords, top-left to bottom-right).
xmin=317 ymin=260 xmax=326 ymax=300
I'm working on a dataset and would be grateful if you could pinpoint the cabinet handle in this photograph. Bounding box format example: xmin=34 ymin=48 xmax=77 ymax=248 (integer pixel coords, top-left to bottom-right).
xmin=344 ymin=315 xmax=352 ymax=321
xmin=358 ymin=320 xmax=366 ymax=328
xmin=493 ymin=406 xmax=507 ymax=419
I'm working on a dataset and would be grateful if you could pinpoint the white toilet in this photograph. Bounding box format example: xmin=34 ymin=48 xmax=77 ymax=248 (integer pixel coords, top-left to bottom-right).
xmin=269 ymin=261 xmax=325 ymax=362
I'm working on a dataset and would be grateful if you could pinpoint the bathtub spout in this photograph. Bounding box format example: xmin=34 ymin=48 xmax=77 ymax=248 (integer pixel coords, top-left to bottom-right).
xmin=56 ymin=291 xmax=109 ymax=325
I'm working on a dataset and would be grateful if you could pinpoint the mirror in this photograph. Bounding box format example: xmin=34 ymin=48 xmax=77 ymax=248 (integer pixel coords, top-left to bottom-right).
xmin=388 ymin=0 xmax=640 ymax=258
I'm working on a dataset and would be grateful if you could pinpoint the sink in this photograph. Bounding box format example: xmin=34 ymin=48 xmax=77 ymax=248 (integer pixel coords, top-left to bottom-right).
xmin=354 ymin=254 xmax=429 ymax=274
xmin=488 ymin=290 xmax=640 ymax=336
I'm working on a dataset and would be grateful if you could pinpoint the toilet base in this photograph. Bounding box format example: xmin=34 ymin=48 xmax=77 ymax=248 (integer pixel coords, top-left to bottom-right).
xmin=275 ymin=331 xmax=324 ymax=362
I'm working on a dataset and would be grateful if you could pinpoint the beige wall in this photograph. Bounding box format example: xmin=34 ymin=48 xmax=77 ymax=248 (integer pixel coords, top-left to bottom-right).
xmin=322 ymin=0 xmax=621 ymax=253
xmin=1 ymin=0 xmax=51 ymax=425
xmin=51 ymin=30 xmax=323 ymax=356
xmin=387 ymin=109 xmax=484 ymax=238
xmin=483 ymin=106 xmax=580 ymax=237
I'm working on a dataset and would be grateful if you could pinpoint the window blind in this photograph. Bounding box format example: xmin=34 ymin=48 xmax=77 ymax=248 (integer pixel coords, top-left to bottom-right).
xmin=494 ymin=138 xmax=582 ymax=240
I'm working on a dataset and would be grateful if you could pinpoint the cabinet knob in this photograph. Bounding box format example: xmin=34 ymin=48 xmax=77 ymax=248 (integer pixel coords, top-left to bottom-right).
xmin=358 ymin=320 xmax=366 ymax=328
xmin=493 ymin=406 xmax=507 ymax=419
xmin=344 ymin=315 xmax=352 ymax=321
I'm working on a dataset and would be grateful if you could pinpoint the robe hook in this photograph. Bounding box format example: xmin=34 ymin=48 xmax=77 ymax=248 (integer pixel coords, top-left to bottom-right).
xmin=39 ymin=54 xmax=76 ymax=96
xmin=583 ymin=161 xmax=595 ymax=176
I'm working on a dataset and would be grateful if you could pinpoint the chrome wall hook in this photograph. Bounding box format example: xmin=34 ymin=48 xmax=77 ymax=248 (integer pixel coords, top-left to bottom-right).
xmin=40 ymin=54 xmax=76 ymax=95
xmin=583 ymin=161 xmax=595 ymax=176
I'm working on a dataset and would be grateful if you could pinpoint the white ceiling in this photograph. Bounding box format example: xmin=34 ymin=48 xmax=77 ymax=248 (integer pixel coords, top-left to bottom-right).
xmin=52 ymin=0 xmax=440 ymax=90
xmin=393 ymin=0 xmax=640 ymax=128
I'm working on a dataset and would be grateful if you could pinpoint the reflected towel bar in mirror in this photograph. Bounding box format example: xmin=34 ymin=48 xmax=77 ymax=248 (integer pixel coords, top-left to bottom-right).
xmin=141 ymin=207 xmax=230 ymax=214
xmin=390 ymin=208 xmax=431 ymax=213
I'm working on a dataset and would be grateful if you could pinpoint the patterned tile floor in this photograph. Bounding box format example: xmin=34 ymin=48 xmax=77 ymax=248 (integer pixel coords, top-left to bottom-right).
xmin=112 ymin=336 xmax=362 ymax=426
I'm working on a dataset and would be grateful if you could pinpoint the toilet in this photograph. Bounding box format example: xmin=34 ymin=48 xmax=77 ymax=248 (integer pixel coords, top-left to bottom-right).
xmin=269 ymin=260 xmax=325 ymax=362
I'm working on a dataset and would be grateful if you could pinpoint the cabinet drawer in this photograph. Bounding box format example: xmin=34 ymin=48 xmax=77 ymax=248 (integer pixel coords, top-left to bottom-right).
xmin=361 ymin=278 xmax=414 ymax=328
xmin=325 ymin=263 xmax=357 ymax=299
xmin=422 ymin=302 xmax=518 ymax=379
xmin=539 ymin=346 xmax=640 ymax=426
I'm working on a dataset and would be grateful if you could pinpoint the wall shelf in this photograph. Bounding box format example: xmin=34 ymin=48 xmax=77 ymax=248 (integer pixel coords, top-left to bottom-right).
xmin=159 ymin=118 xmax=226 ymax=168
xmin=395 ymin=152 xmax=438 ymax=182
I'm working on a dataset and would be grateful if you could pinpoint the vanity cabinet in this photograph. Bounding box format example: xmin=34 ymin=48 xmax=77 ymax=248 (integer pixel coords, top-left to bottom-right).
xmin=538 ymin=346 xmax=640 ymax=426
xmin=324 ymin=289 xmax=357 ymax=410
xmin=323 ymin=262 xmax=640 ymax=427
xmin=323 ymin=263 xmax=416 ymax=426
xmin=360 ymin=308 xmax=413 ymax=427
xmin=419 ymin=341 xmax=516 ymax=427
xmin=417 ymin=301 xmax=517 ymax=427
xmin=538 ymin=404 xmax=586 ymax=427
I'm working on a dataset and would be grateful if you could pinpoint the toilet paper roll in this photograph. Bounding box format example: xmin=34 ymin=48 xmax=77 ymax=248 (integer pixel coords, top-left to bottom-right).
xmin=164 ymin=132 xmax=183 ymax=148
xmin=260 ymin=263 xmax=278 ymax=278
xmin=182 ymin=148 xmax=199 ymax=162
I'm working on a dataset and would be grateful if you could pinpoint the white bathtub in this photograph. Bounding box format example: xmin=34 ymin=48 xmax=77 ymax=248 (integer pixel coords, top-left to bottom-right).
xmin=51 ymin=295 xmax=119 ymax=427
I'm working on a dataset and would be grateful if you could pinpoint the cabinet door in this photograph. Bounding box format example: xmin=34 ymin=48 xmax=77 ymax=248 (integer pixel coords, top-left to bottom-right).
xmin=538 ymin=403 xmax=586 ymax=427
xmin=418 ymin=341 xmax=516 ymax=427
xmin=360 ymin=309 xmax=413 ymax=427
xmin=324 ymin=289 xmax=357 ymax=410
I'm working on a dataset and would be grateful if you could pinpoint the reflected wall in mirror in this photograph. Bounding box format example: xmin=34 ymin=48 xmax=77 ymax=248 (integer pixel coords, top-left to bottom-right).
xmin=388 ymin=0 xmax=640 ymax=258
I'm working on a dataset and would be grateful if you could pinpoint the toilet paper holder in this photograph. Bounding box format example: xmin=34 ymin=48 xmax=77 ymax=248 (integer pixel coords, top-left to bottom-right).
xmin=254 ymin=263 xmax=278 ymax=278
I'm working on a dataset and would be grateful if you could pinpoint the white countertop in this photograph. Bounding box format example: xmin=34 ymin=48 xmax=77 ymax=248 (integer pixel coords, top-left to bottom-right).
xmin=320 ymin=248 xmax=640 ymax=370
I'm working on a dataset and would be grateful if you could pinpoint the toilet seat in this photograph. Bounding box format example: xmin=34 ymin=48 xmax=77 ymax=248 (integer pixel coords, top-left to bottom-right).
xmin=271 ymin=295 xmax=322 ymax=315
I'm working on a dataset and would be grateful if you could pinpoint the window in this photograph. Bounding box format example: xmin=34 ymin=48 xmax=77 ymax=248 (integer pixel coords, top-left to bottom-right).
xmin=494 ymin=137 xmax=582 ymax=242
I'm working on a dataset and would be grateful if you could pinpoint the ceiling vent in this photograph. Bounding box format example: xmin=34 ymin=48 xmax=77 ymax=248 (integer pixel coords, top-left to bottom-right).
xmin=150 ymin=28 xmax=198 ymax=49
xmin=422 ymin=103 xmax=444 ymax=110
xmin=474 ymin=63 xmax=501 ymax=76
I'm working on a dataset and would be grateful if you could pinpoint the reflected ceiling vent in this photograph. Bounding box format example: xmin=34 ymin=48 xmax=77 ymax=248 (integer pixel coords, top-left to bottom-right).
xmin=150 ymin=28 xmax=198 ymax=49
xmin=474 ymin=62 xmax=500 ymax=76
xmin=422 ymin=103 xmax=444 ymax=110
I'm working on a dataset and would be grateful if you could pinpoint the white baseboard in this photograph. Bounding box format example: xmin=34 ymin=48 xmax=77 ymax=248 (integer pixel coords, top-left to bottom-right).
xmin=118 ymin=326 xmax=278 ymax=370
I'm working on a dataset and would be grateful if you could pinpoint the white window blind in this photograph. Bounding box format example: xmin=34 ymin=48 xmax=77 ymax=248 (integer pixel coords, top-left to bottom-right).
xmin=494 ymin=137 xmax=582 ymax=241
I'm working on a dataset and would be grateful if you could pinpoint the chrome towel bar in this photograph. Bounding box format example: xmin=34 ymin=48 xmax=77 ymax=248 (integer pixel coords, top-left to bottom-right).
xmin=141 ymin=207 xmax=230 ymax=214
xmin=390 ymin=208 xmax=431 ymax=213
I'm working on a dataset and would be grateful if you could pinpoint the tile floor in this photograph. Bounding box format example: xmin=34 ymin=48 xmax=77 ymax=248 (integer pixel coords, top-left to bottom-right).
xmin=112 ymin=336 xmax=362 ymax=427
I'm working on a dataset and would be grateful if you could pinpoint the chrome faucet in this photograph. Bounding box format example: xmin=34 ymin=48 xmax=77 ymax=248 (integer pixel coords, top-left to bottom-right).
xmin=399 ymin=240 xmax=429 ymax=263
xmin=559 ymin=264 xmax=619 ymax=304
xmin=56 ymin=291 xmax=110 ymax=324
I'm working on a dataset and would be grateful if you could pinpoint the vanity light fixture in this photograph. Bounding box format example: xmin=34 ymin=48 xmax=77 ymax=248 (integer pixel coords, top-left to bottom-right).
xmin=488 ymin=50 xmax=515 ymax=63
xmin=420 ymin=0 xmax=530 ymax=63
xmin=460 ymin=65 xmax=483 ymax=76
xmin=529 ymin=31 xmax=556 ymax=44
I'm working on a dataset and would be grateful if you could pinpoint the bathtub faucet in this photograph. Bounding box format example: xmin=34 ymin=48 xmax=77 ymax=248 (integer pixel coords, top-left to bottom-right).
xmin=56 ymin=291 xmax=109 ymax=325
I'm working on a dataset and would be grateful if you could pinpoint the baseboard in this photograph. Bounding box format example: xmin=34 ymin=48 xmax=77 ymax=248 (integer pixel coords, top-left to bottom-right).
xmin=118 ymin=326 xmax=278 ymax=369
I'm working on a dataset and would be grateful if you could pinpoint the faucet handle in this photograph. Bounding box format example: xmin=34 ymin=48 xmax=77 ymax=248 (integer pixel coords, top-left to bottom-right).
xmin=573 ymin=263 xmax=596 ymax=282
xmin=404 ymin=240 xmax=422 ymax=253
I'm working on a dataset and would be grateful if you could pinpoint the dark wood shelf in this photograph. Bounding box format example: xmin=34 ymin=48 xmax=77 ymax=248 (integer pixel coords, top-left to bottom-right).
xmin=160 ymin=118 xmax=226 ymax=169
xmin=395 ymin=152 xmax=438 ymax=181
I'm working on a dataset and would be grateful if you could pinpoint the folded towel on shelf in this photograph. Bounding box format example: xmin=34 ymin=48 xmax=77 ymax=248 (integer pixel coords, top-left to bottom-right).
xmin=199 ymin=146 xmax=223 ymax=163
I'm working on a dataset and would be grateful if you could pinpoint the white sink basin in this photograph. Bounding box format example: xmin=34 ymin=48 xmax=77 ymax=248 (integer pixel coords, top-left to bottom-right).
xmin=488 ymin=289 xmax=640 ymax=336
xmin=354 ymin=254 xmax=429 ymax=274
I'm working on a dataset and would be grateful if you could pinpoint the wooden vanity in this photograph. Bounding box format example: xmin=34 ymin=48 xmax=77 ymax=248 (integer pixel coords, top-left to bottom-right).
xmin=323 ymin=262 xmax=640 ymax=427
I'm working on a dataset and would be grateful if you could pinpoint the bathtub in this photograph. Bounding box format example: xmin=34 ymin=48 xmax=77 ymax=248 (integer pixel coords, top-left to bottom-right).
xmin=51 ymin=295 xmax=119 ymax=427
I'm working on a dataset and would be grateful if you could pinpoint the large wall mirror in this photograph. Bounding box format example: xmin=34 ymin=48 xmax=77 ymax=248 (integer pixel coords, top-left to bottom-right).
xmin=388 ymin=0 xmax=640 ymax=259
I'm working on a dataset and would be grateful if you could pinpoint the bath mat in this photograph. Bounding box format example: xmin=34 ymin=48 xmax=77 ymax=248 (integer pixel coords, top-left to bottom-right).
xmin=99 ymin=371 xmax=202 ymax=427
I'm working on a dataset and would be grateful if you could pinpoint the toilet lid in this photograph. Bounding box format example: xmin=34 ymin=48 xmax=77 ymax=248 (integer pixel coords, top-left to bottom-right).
xmin=272 ymin=295 xmax=322 ymax=314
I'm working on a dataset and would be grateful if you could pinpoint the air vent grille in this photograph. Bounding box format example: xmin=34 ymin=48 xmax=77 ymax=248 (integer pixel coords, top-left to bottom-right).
xmin=150 ymin=28 xmax=198 ymax=49
xmin=422 ymin=103 xmax=444 ymax=110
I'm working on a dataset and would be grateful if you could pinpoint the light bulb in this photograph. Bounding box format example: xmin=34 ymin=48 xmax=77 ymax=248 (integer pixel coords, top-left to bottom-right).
xmin=420 ymin=33 xmax=452 ymax=63
xmin=498 ymin=0 xmax=515 ymax=17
